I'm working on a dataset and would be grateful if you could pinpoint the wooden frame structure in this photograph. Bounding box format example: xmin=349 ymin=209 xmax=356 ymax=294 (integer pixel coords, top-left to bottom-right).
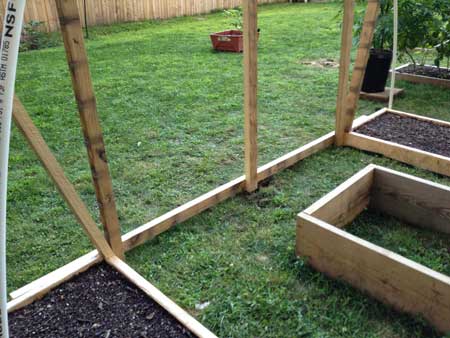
xmin=335 ymin=0 xmax=450 ymax=176
xmin=7 ymin=0 xmax=450 ymax=335
xmin=296 ymin=165 xmax=450 ymax=333
xmin=394 ymin=63 xmax=450 ymax=88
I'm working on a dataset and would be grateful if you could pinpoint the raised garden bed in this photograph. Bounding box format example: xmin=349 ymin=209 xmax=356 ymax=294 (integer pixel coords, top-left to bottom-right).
xmin=394 ymin=64 xmax=450 ymax=88
xmin=7 ymin=263 xmax=193 ymax=338
xmin=344 ymin=108 xmax=450 ymax=177
xmin=5 ymin=258 xmax=216 ymax=338
xmin=296 ymin=165 xmax=450 ymax=333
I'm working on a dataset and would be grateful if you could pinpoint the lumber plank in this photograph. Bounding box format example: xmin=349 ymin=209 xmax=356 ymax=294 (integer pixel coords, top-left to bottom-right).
xmin=12 ymin=96 xmax=115 ymax=258
xmin=344 ymin=132 xmax=450 ymax=177
xmin=341 ymin=0 xmax=380 ymax=133
xmin=303 ymin=164 xmax=374 ymax=227
xmin=243 ymin=0 xmax=258 ymax=192
xmin=393 ymin=64 xmax=450 ymax=89
xmin=8 ymin=251 xmax=101 ymax=312
xmin=107 ymin=256 xmax=218 ymax=338
xmin=55 ymin=0 xmax=124 ymax=258
xmin=296 ymin=213 xmax=450 ymax=333
xmin=10 ymin=116 xmax=371 ymax=309
xmin=335 ymin=0 xmax=355 ymax=146
xmin=387 ymin=108 xmax=450 ymax=128
xmin=371 ymin=166 xmax=450 ymax=234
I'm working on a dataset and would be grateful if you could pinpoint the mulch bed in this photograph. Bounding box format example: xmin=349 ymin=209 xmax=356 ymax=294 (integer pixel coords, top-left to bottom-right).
xmin=5 ymin=263 xmax=195 ymax=338
xmin=355 ymin=112 xmax=450 ymax=158
xmin=398 ymin=64 xmax=450 ymax=80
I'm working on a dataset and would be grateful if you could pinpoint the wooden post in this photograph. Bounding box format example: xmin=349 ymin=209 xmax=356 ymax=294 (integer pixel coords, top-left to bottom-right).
xmin=335 ymin=0 xmax=355 ymax=146
xmin=12 ymin=96 xmax=115 ymax=259
xmin=243 ymin=0 xmax=258 ymax=192
xmin=54 ymin=0 xmax=124 ymax=258
xmin=340 ymin=0 xmax=380 ymax=136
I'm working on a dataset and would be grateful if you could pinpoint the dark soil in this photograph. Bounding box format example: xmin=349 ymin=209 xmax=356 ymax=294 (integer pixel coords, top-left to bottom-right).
xmin=6 ymin=263 xmax=195 ymax=338
xmin=398 ymin=64 xmax=450 ymax=80
xmin=355 ymin=112 xmax=450 ymax=157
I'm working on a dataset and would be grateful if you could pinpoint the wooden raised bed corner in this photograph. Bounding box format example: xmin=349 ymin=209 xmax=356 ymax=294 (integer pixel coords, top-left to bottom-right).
xmin=393 ymin=64 xmax=450 ymax=88
xmin=296 ymin=165 xmax=450 ymax=333
xmin=344 ymin=108 xmax=450 ymax=177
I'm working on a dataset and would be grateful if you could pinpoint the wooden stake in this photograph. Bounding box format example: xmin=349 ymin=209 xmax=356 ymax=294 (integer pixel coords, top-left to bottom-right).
xmin=243 ymin=0 xmax=258 ymax=192
xmin=10 ymin=116 xmax=372 ymax=309
xmin=335 ymin=0 xmax=355 ymax=146
xmin=341 ymin=0 xmax=380 ymax=133
xmin=12 ymin=96 xmax=114 ymax=259
xmin=55 ymin=0 xmax=124 ymax=258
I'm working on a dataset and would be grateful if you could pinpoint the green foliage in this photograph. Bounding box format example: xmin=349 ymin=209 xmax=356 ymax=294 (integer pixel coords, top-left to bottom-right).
xmin=9 ymin=3 xmax=450 ymax=337
xmin=350 ymin=0 xmax=449 ymax=67
xmin=223 ymin=7 xmax=243 ymax=31
xmin=20 ymin=20 xmax=59 ymax=52
xmin=432 ymin=0 xmax=450 ymax=69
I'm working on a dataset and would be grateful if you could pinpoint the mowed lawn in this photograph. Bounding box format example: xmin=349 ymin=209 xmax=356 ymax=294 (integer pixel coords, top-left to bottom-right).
xmin=9 ymin=2 xmax=450 ymax=337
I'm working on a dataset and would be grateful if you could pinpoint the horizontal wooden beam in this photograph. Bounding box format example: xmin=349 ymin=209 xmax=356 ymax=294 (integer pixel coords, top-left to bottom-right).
xmin=107 ymin=256 xmax=217 ymax=338
xmin=304 ymin=164 xmax=374 ymax=227
xmin=7 ymin=251 xmax=101 ymax=312
xmin=13 ymin=96 xmax=115 ymax=259
xmin=371 ymin=166 xmax=450 ymax=234
xmin=345 ymin=132 xmax=450 ymax=177
xmin=9 ymin=115 xmax=371 ymax=310
xmin=297 ymin=212 xmax=450 ymax=333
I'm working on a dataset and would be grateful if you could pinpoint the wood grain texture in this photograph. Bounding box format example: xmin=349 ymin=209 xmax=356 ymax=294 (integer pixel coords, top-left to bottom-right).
xmin=296 ymin=213 xmax=450 ymax=333
xmin=394 ymin=64 xmax=450 ymax=89
xmin=345 ymin=132 xmax=450 ymax=177
xmin=8 ymin=251 xmax=101 ymax=312
xmin=371 ymin=166 xmax=450 ymax=234
xmin=341 ymin=0 xmax=380 ymax=133
xmin=9 ymin=116 xmax=371 ymax=312
xmin=0 ymin=0 xmax=285 ymax=32
xmin=12 ymin=96 xmax=115 ymax=259
xmin=243 ymin=0 xmax=258 ymax=192
xmin=107 ymin=257 xmax=218 ymax=338
xmin=55 ymin=0 xmax=124 ymax=258
xmin=304 ymin=164 xmax=374 ymax=227
xmin=335 ymin=0 xmax=355 ymax=146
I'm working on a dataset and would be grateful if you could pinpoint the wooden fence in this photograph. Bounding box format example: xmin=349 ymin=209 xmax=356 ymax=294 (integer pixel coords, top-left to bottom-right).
xmin=0 ymin=0 xmax=286 ymax=32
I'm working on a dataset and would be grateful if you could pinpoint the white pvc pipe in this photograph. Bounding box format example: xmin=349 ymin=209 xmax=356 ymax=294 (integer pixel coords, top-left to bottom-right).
xmin=0 ymin=1 xmax=27 ymax=337
xmin=388 ymin=0 xmax=398 ymax=109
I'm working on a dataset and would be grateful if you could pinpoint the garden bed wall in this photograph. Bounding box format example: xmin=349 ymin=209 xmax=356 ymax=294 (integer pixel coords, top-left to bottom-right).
xmin=0 ymin=0 xmax=287 ymax=32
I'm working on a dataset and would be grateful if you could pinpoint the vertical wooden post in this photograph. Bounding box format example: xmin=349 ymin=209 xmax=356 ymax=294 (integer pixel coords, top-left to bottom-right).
xmin=335 ymin=0 xmax=355 ymax=146
xmin=340 ymin=0 xmax=380 ymax=135
xmin=12 ymin=96 xmax=115 ymax=259
xmin=243 ymin=0 xmax=258 ymax=192
xmin=54 ymin=0 xmax=124 ymax=258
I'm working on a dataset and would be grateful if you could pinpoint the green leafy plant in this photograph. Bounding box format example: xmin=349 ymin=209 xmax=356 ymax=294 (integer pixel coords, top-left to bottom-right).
xmin=432 ymin=0 xmax=450 ymax=70
xmin=347 ymin=0 xmax=447 ymax=68
xmin=224 ymin=7 xmax=243 ymax=31
xmin=20 ymin=20 xmax=58 ymax=52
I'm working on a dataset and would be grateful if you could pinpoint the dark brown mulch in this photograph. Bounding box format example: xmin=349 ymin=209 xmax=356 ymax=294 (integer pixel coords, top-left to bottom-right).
xmin=398 ymin=64 xmax=450 ymax=80
xmin=5 ymin=263 xmax=195 ymax=338
xmin=355 ymin=112 xmax=450 ymax=158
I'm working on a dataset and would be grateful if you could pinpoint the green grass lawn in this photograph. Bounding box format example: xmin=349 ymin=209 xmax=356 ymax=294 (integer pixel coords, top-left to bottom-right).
xmin=9 ymin=2 xmax=450 ymax=337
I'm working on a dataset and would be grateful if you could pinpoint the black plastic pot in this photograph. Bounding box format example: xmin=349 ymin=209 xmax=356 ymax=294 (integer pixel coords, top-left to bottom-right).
xmin=362 ymin=49 xmax=393 ymax=93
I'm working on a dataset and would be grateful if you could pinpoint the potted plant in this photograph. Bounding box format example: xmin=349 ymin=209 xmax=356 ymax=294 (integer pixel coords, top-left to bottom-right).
xmin=210 ymin=7 xmax=259 ymax=53
xmin=351 ymin=0 xmax=447 ymax=91
xmin=353 ymin=0 xmax=394 ymax=93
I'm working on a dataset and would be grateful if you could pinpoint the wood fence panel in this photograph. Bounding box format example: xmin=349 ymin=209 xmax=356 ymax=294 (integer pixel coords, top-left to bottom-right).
xmin=0 ymin=0 xmax=285 ymax=32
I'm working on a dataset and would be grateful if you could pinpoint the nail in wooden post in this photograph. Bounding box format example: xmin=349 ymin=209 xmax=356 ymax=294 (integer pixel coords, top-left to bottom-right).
xmin=243 ymin=0 xmax=258 ymax=192
xmin=54 ymin=0 xmax=124 ymax=258
xmin=335 ymin=0 xmax=355 ymax=146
